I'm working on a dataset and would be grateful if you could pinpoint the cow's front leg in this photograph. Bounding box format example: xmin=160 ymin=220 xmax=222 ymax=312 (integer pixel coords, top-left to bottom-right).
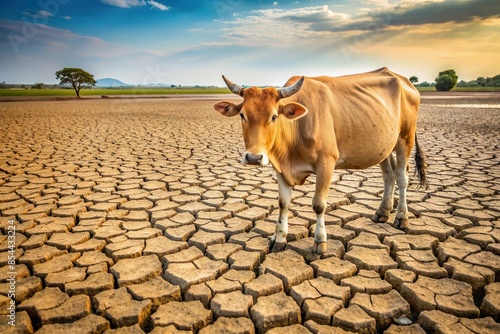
xmin=313 ymin=161 xmax=335 ymax=255
xmin=270 ymin=172 xmax=292 ymax=252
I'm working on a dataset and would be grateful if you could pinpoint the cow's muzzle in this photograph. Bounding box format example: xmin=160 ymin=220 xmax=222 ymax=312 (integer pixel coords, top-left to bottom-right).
xmin=242 ymin=153 xmax=269 ymax=166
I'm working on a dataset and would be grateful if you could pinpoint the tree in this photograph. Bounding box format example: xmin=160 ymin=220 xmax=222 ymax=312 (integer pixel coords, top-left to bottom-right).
xmin=417 ymin=81 xmax=432 ymax=87
xmin=436 ymin=75 xmax=455 ymax=91
xmin=485 ymin=75 xmax=500 ymax=87
xmin=31 ymin=82 xmax=44 ymax=89
xmin=435 ymin=69 xmax=458 ymax=91
xmin=55 ymin=68 xmax=96 ymax=97
xmin=409 ymin=76 xmax=418 ymax=84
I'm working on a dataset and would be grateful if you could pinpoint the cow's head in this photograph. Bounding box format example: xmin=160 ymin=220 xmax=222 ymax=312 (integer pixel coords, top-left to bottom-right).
xmin=214 ymin=76 xmax=308 ymax=166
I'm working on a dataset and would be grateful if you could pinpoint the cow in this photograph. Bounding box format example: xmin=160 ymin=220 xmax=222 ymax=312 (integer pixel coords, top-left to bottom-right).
xmin=214 ymin=67 xmax=428 ymax=254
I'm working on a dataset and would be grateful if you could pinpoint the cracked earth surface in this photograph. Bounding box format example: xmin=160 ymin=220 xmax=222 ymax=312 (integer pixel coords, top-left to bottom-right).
xmin=0 ymin=92 xmax=499 ymax=333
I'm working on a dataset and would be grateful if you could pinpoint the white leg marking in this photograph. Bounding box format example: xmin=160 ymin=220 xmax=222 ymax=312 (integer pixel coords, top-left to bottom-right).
xmin=396 ymin=163 xmax=409 ymax=220
xmin=314 ymin=212 xmax=327 ymax=243
xmin=275 ymin=172 xmax=291 ymax=244
xmin=395 ymin=143 xmax=410 ymax=226
xmin=312 ymin=163 xmax=335 ymax=254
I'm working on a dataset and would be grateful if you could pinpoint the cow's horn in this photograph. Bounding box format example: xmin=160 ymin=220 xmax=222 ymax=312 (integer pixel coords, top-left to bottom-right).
xmin=222 ymin=75 xmax=244 ymax=96
xmin=278 ymin=76 xmax=305 ymax=99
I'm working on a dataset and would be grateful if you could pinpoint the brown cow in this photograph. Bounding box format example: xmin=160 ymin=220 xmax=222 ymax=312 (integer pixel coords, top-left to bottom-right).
xmin=214 ymin=67 xmax=427 ymax=254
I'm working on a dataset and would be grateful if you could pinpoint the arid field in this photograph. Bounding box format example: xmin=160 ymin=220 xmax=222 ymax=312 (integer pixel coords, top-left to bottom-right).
xmin=0 ymin=92 xmax=499 ymax=333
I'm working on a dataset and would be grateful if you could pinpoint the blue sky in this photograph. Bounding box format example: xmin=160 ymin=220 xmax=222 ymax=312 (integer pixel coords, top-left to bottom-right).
xmin=0 ymin=0 xmax=499 ymax=85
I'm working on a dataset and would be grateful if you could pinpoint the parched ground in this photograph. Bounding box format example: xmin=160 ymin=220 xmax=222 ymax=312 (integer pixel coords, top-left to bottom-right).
xmin=0 ymin=93 xmax=499 ymax=334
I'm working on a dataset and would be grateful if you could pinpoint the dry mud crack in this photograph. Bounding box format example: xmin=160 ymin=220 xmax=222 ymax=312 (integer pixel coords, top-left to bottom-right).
xmin=0 ymin=93 xmax=499 ymax=333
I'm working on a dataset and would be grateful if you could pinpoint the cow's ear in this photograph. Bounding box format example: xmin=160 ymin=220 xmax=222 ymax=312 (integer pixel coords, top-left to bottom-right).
xmin=214 ymin=101 xmax=240 ymax=117
xmin=280 ymin=102 xmax=308 ymax=120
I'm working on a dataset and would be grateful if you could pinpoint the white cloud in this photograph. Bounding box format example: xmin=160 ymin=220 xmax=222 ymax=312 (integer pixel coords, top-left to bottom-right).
xmin=217 ymin=6 xmax=351 ymax=45
xmin=0 ymin=19 xmax=138 ymax=58
xmin=220 ymin=0 xmax=500 ymax=38
xmin=254 ymin=5 xmax=345 ymax=20
xmin=362 ymin=0 xmax=389 ymax=5
xmin=101 ymin=0 xmax=146 ymax=8
xmin=62 ymin=16 xmax=71 ymax=20
xmin=211 ymin=1 xmax=500 ymax=83
xmin=101 ymin=0 xmax=169 ymax=10
xmin=2 ymin=1 xmax=498 ymax=85
xmin=0 ymin=18 xmax=172 ymax=84
xmin=147 ymin=0 xmax=170 ymax=11
xmin=354 ymin=18 xmax=500 ymax=81
xmin=38 ymin=10 xmax=54 ymax=17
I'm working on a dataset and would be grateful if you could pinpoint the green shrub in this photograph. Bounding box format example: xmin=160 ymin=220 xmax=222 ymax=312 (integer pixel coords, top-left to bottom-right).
xmin=435 ymin=70 xmax=458 ymax=91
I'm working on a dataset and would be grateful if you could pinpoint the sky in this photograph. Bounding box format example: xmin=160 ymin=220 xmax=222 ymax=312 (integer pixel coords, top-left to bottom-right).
xmin=0 ymin=0 xmax=499 ymax=86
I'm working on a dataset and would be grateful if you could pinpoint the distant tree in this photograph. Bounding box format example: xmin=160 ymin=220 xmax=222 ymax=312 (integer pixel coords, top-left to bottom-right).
xmin=31 ymin=82 xmax=44 ymax=89
xmin=486 ymin=74 xmax=500 ymax=87
xmin=417 ymin=81 xmax=431 ymax=87
xmin=55 ymin=68 xmax=96 ymax=97
xmin=467 ymin=80 xmax=479 ymax=87
xmin=435 ymin=69 xmax=458 ymax=91
xmin=476 ymin=75 xmax=500 ymax=87
xmin=457 ymin=80 xmax=478 ymax=87
xmin=456 ymin=80 xmax=472 ymax=87
xmin=409 ymin=76 xmax=418 ymax=84
xmin=477 ymin=77 xmax=487 ymax=87
xmin=0 ymin=81 xmax=5 ymax=89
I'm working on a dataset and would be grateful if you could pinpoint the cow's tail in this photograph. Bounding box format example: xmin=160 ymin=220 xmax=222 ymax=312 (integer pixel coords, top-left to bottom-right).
xmin=414 ymin=133 xmax=429 ymax=189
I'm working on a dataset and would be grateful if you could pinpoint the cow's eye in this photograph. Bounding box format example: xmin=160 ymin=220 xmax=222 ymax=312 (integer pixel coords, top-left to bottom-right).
xmin=240 ymin=113 xmax=246 ymax=121
xmin=271 ymin=114 xmax=278 ymax=122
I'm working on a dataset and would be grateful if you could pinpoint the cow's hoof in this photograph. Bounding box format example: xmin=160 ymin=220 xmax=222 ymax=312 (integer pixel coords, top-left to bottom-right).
xmin=313 ymin=241 xmax=327 ymax=254
xmin=371 ymin=213 xmax=389 ymax=223
xmin=269 ymin=237 xmax=286 ymax=253
xmin=270 ymin=241 xmax=287 ymax=253
xmin=394 ymin=218 xmax=409 ymax=229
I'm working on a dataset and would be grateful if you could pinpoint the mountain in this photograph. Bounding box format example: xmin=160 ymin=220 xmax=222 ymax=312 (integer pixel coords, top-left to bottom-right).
xmin=95 ymin=78 xmax=131 ymax=87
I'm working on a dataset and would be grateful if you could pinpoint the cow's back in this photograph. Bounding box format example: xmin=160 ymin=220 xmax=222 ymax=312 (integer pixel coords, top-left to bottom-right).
xmin=285 ymin=67 xmax=420 ymax=169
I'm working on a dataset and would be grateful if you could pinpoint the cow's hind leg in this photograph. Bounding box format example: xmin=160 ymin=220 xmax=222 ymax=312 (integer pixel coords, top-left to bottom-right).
xmin=270 ymin=172 xmax=292 ymax=252
xmin=394 ymin=138 xmax=413 ymax=229
xmin=372 ymin=154 xmax=396 ymax=223
xmin=312 ymin=161 xmax=335 ymax=255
